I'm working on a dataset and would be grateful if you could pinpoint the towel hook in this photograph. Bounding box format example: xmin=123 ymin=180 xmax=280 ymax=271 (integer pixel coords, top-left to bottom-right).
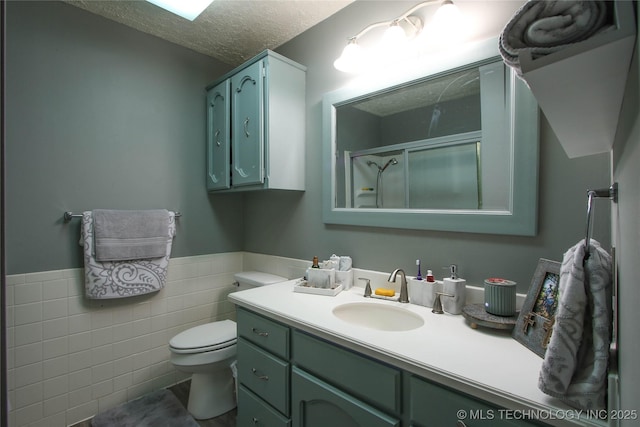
xmin=584 ymin=183 xmax=617 ymax=260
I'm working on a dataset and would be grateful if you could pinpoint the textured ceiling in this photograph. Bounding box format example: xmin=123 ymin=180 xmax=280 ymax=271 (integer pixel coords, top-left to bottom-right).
xmin=63 ymin=0 xmax=354 ymax=66
xmin=352 ymin=68 xmax=481 ymax=117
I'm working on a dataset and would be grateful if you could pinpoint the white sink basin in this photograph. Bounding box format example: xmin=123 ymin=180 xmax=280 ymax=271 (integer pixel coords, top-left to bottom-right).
xmin=332 ymin=302 xmax=425 ymax=331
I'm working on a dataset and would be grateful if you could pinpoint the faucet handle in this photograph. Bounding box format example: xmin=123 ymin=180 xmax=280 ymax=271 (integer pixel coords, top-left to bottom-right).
xmin=358 ymin=278 xmax=372 ymax=297
xmin=432 ymin=292 xmax=454 ymax=314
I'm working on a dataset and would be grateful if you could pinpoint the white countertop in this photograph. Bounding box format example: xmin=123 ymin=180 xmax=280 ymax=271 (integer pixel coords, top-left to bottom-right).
xmin=230 ymin=279 xmax=607 ymax=427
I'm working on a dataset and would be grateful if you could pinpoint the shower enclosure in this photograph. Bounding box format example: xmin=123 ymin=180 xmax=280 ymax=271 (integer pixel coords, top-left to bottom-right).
xmin=345 ymin=131 xmax=481 ymax=209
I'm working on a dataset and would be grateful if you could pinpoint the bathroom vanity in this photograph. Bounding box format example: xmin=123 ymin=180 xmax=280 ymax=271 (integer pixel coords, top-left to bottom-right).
xmin=230 ymin=279 xmax=608 ymax=427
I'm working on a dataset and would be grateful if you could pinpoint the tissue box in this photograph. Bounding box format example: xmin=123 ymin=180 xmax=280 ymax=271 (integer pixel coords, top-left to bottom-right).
xmin=307 ymin=268 xmax=335 ymax=289
xmin=335 ymin=269 xmax=353 ymax=290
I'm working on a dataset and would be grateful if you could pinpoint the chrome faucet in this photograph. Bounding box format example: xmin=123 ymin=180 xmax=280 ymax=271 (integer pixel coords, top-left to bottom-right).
xmin=388 ymin=268 xmax=409 ymax=303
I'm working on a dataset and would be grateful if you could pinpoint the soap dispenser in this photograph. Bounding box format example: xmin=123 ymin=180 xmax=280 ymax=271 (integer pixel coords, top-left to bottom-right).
xmin=442 ymin=264 xmax=466 ymax=315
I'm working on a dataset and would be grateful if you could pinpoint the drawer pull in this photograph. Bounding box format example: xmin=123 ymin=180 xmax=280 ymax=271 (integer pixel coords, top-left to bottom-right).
xmin=251 ymin=327 xmax=269 ymax=337
xmin=251 ymin=368 xmax=269 ymax=381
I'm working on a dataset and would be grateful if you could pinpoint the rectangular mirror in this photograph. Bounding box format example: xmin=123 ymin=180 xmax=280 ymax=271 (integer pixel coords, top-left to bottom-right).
xmin=322 ymin=38 xmax=540 ymax=236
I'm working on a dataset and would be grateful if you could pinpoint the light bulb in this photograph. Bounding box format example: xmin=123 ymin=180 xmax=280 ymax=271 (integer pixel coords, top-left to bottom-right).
xmin=381 ymin=23 xmax=407 ymax=48
xmin=333 ymin=41 xmax=365 ymax=73
xmin=432 ymin=1 xmax=465 ymax=42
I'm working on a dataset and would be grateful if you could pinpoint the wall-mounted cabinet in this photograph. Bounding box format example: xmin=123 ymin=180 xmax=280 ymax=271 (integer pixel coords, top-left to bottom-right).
xmin=519 ymin=0 xmax=636 ymax=158
xmin=206 ymin=50 xmax=306 ymax=192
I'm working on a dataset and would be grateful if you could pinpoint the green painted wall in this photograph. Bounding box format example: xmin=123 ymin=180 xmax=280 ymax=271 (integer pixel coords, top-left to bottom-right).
xmin=243 ymin=1 xmax=613 ymax=292
xmin=5 ymin=1 xmax=243 ymax=274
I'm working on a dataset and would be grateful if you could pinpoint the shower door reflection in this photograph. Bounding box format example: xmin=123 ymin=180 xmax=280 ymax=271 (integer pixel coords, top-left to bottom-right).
xmin=346 ymin=134 xmax=481 ymax=210
xmin=408 ymin=142 xmax=480 ymax=209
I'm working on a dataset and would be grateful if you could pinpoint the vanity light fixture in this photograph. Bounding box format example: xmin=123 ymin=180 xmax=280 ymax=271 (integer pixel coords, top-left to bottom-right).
xmin=146 ymin=0 xmax=214 ymax=21
xmin=333 ymin=0 xmax=465 ymax=73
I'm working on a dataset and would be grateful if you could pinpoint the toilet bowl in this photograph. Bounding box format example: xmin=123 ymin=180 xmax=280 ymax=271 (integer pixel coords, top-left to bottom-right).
xmin=168 ymin=271 xmax=287 ymax=420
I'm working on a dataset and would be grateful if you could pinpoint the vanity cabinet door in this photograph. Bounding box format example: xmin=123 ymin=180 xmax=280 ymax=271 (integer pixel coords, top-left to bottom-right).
xmin=206 ymin=80 xmax=231 ymax=190
xmin=409 ymin=376 xmax=540 ymax=427
xmin=231 ymin=59 xmax=265 ymax=187
xmin=292 ymin=367 xmax=400 ymax=427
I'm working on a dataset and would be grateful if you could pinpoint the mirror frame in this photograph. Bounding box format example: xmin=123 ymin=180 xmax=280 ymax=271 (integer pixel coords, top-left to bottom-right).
xmin=322 ymin=38 xmax=539 ymax=236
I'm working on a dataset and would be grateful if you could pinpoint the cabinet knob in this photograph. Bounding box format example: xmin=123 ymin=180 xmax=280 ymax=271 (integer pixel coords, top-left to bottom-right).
xmin=456 ymin=421 xmax=467 ymax=427
xmin=252 ymin=417 xmax=259 ymax=424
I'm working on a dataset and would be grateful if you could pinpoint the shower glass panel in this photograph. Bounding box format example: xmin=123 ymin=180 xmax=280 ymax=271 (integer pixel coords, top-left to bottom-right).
xmin=408 ymin=142 xmax=481 ymax=209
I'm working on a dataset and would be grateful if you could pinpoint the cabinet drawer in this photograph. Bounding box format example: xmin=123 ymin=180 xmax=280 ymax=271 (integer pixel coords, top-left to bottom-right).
xmin=292 ymin=330 xmax=401 ymax=415
xmin=292 ymin=367 xmax=400 ymax=427
xmin=409 ymin=376 xmax=539 ymax=427
xmin=238 ymin=308 xmax=290 ymax=359
xmin=237 ymin=338 xmax=290 ymax=416
xmin=238 ymin=385 xmax=291 ymax=427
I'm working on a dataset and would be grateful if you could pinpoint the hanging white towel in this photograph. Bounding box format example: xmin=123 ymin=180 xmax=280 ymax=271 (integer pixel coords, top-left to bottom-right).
xmin=538 ymin=239 xmax=612 ymax=410
xmin=81 ymin=211 xmax=176 ymax=299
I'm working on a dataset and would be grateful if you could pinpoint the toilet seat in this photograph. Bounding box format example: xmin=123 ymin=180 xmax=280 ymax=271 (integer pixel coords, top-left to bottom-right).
xmin=170 ymin=320 xmax=237 ymax=354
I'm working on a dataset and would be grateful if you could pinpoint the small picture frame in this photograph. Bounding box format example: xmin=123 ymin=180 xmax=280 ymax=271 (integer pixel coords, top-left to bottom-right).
xmin=513 ymin=258 xmax=561 ymax=357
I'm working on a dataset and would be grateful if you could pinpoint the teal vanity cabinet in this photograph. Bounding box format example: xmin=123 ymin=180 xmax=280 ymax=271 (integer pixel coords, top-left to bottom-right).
xmin=236 ymin=308 xmax=544 ymax=427
xmin=206 ymin=50 xmax=306 ymax=192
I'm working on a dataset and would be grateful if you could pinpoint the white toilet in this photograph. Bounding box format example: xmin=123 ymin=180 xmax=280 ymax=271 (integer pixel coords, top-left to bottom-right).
xmin=169 ymin=271 xmax=287 ymax=420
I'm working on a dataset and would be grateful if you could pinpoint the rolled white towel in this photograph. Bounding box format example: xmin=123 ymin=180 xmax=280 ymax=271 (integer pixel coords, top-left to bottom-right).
xmin=499 ymin=0 xmax=611 ymax=75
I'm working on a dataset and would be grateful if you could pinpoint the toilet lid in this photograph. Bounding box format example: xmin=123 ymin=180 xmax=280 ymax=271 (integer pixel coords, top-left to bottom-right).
xmin=170 ymin=320 xmax=237 ymax=352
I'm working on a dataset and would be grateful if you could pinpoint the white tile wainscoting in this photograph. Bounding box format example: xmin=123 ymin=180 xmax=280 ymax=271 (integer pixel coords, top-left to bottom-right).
xmin=5 ymin=252 xmax=309 ymax=427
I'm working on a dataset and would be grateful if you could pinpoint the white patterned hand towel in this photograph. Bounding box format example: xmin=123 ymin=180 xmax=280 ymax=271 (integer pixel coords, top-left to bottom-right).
xmin=93 ymin=209 xmax=171 ymax=261
xmin=82 ymin=211 xmax=176 ymax=299
xmin=538 ymin=239 xmax=612 ymax=410
xmin=499 ymin=1 xmax=611 ymax=76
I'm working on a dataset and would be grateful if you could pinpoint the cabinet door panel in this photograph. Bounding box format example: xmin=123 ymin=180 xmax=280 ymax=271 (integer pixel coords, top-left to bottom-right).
xmin=410 ymin=376 xmax=537 ymax=427
xmin=206 ymin=80 xmax=230 ymax=190
xmin=231 ymin=59 xmax=264 ymax=187
xmin=292 ymin=367 xmax=399 ymax=427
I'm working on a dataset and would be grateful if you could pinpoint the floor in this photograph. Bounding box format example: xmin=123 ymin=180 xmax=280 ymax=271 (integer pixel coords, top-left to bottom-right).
xmin=70 ymin=380 xmax=237 ymax=427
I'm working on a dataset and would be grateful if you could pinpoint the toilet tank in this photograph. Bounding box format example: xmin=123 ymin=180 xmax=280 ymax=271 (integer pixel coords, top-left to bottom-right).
xmin=234 ymin=271 xmax=287 ymax=291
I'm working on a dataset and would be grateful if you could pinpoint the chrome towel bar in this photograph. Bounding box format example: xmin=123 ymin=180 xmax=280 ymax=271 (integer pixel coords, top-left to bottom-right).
xmin=63 ymin=211 xmax=182 ymax=222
